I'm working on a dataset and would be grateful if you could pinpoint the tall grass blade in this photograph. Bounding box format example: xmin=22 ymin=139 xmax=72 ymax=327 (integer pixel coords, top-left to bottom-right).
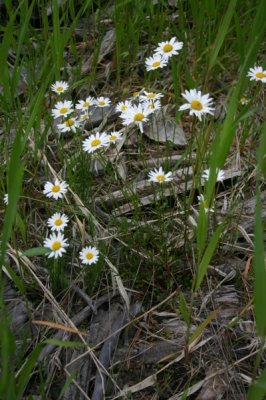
xmin=208 ymin=0 xmax=237 ymax=71
xmin=193 ymin=223 xmax=224 ymax=292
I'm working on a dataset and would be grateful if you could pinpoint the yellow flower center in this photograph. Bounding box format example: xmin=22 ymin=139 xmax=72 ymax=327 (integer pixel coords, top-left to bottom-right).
xmin=152 ymin=61 xmax=161 ymax=68
xmin=83 ymin=101 xmax=89 ymax=107
xmin=163 ymin=43 xmax=173 ymax=53
xmin=56 ymin=86 xmax=64 ymax=92
xmin=109 ymin=135 xmax=117 ymax=141
xmin=91 ymin=139 xmax=101 ymax=147
xmin=240 ymin=97 xmax=247 ymax=104
xmin=134 ymin=113 xmax=144 ymax=121
xmin=156 ymin=174 xmax=166 ymax=182
xmin=86 ymin=252 xmax=94 ymax=260
xmin=98 ymin=101 xmax=105 ymax=106
xmin=191 ymin=100 xmax=203 ymax=111
xmin=147 ymin=93 xmax=155 ymax=99
xmin=255 ymin=71 xmax=265 ymax=79
xmin=54 ymin=218 xmax=62 ymax=226
xmin=121 ymin=105 xmax=127 ymax=110
xmin=65 ymin=119 xmax=74 ymax=127
xmin=60 ymin=107 xmax=68 ymax=114
xmin=52 ymin=185 xmax=60 ymax=192
xmin=82 ymin=113 xmax=89 ymax=119
xmin=52 ymin=241 xmax=61 ymax=251
xmin=148 ymin=104 xmax=154 ymax=109
xmin=133 ymin=92 xmax=139 ymax=97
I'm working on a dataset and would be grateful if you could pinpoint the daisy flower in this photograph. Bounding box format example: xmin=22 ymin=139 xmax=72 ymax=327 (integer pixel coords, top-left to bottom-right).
xmin=197 ymin=194 xmax=214 ymax=213
xmin=179 ymin=89 xmax=214 ymax=121
xmin=4 ymin=194 xmax=8 ymax=205
xmin=43 ymin=178 xmax=68 ymax=200
xmin=120 ymin=103 xmax=153 ymax=133
xmin=75 ymin=96 xmax=95 ymax=111
xmin=143 ymin=99 xmax=162 ymax=111
xmin=247 ymin=66 xmax=266 ymax=83
xmin=51 ymin=81 xmax=69 ymax=95
xmin=145 ymin=54 xmax=168 ymax=71
xmin=51 ymin=100 xmax=74 ymax=119
xmin=202 ymin=168 xmax=225 ymax=182
xmin=115 ymin=100 xmax=132 ymax=113
xmin=155 ymin=37 xmax=183 ymax=59
xmin=47 ymin=212 xmax=69 ymax=232
xmin=239 ymin=96 xmax=249 ymax=105
xmin=107 ymin=131 xmax=123 ymax=143
xmin=43 ymin=232 xmax=69 ymax=259
xmin=57 ymin=117 xmax=80 ymax=133
xmin=148 ymin=166 xmax=173 ymax=183
xmin=82 ymin=131 xmax=109 ymax=153
xmin=79 ymin=112 xmax=90 ymax=122
xmin=79 ymin=246 xmax=99 ymax=265
xmin=139 ymin=91 xmax=163 ymax=102
xmin=95 ymin=96 xmax=111 ymax=108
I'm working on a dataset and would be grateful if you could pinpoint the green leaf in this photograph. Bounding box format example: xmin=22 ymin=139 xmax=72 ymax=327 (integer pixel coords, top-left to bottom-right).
xmin=0 ymin=133 xmax=24 ymax=270
xmin=253 ymin=190 xmax=266 ymax=338
xmin=16 ymin=344 xmax=45 ymax=398
xmin=22 ymin=247 xmax=51 ymax=257
xmin=193 ymin=223 xmax=224 ymax=292
xmin=208 ymin=0 xmax=237 ymax=71
xmin=44 ymin=339 xmax=87 ymax=349
xmin=179 ymin=292 xmax=190 ymax=326
xmin=189 ymin=307 xmax=221 ymax=345
xmin=248 ymin=367 xmax=266 ymax=400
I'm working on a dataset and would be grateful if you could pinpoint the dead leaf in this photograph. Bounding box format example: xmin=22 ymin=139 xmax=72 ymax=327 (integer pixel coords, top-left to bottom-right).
xmin=196 ymin=363 xmax=227 ymax=400
xmin=144 ymin=106 xmax=186 ymax=146
xmin=82 ymin=29 xmax=115 ymax=74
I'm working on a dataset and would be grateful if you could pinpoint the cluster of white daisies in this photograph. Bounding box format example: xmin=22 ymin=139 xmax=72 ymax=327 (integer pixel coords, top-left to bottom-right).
xmin=4 ymin=37 xmax=265 ymax=261
xmin=144 ymin=36 xmax=183 ymax=71
xmin=42 ymin=179 xmax=99 ymax=263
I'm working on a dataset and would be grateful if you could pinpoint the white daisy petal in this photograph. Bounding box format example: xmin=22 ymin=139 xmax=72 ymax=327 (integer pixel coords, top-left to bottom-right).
xmin=247 ymin=65 xmax=266 ymax=83
xmin=82 ymin=132 xmax=109 ymax=153
xmin=43 ymin=178 xmax=68 ymax=200
xmin=51 ymin=81 xmax=69 ymax=94
xmin=120 ymin=104 xmax=153 ymax=133
xmin=143 ymin=99 xmax=162 ymax=111
xmin=107 ymin=131 xmax=123 ymax=143
xmin=139 ymin=91 xmax=163 ymax=102
xmin=179 ymin=89 xmax=214 ymax=120
xmin=51 ymin=100 xmax=74 ymax=119
xmin=57 ymin=117 xmax=80 ymax=133
xmin=115 ymin=100 xmax=132 ymax=113
xmin=47 ymin=212 xmax=69 ymax=232
xmin=202 ymin=168 xmax=225 ymax=182
xmin=155 ymin=36 xmax=183 ymax=59
xmin=148 ymin=166 xmax=173 ymax=183
xmin=75 ymin=96 xmax=95 ymax=110
xmin=79 ymin=246 xmax=99 ymax=265
xmin=145 ymin=54 xmax=168 ymax=71
xmin=95 ymin=96 xmax=111 ymax=108
xmin=43 ymin=232 xmax=69 ymax=259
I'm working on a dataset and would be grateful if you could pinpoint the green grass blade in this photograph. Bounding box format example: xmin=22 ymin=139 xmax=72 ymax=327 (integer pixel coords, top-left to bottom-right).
xmin=179 ymin=291 xmax=190 ymax=325
xmin=0 ymin=133 xmax=24 ymax=269
xmin=248 ymin=367 xmax=266 ymax=400
xmin=208 ymin=0 xmax=237 ymax=71
xmin=253 ymin=123 xmax=266 ymax=338
xmin=16 ymin=344 xmax=45 ymax=398
xmin=22 ymin=247 xmax=51 ymax=257
xmin=193 ymin=223 xmax=224 ymax=292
